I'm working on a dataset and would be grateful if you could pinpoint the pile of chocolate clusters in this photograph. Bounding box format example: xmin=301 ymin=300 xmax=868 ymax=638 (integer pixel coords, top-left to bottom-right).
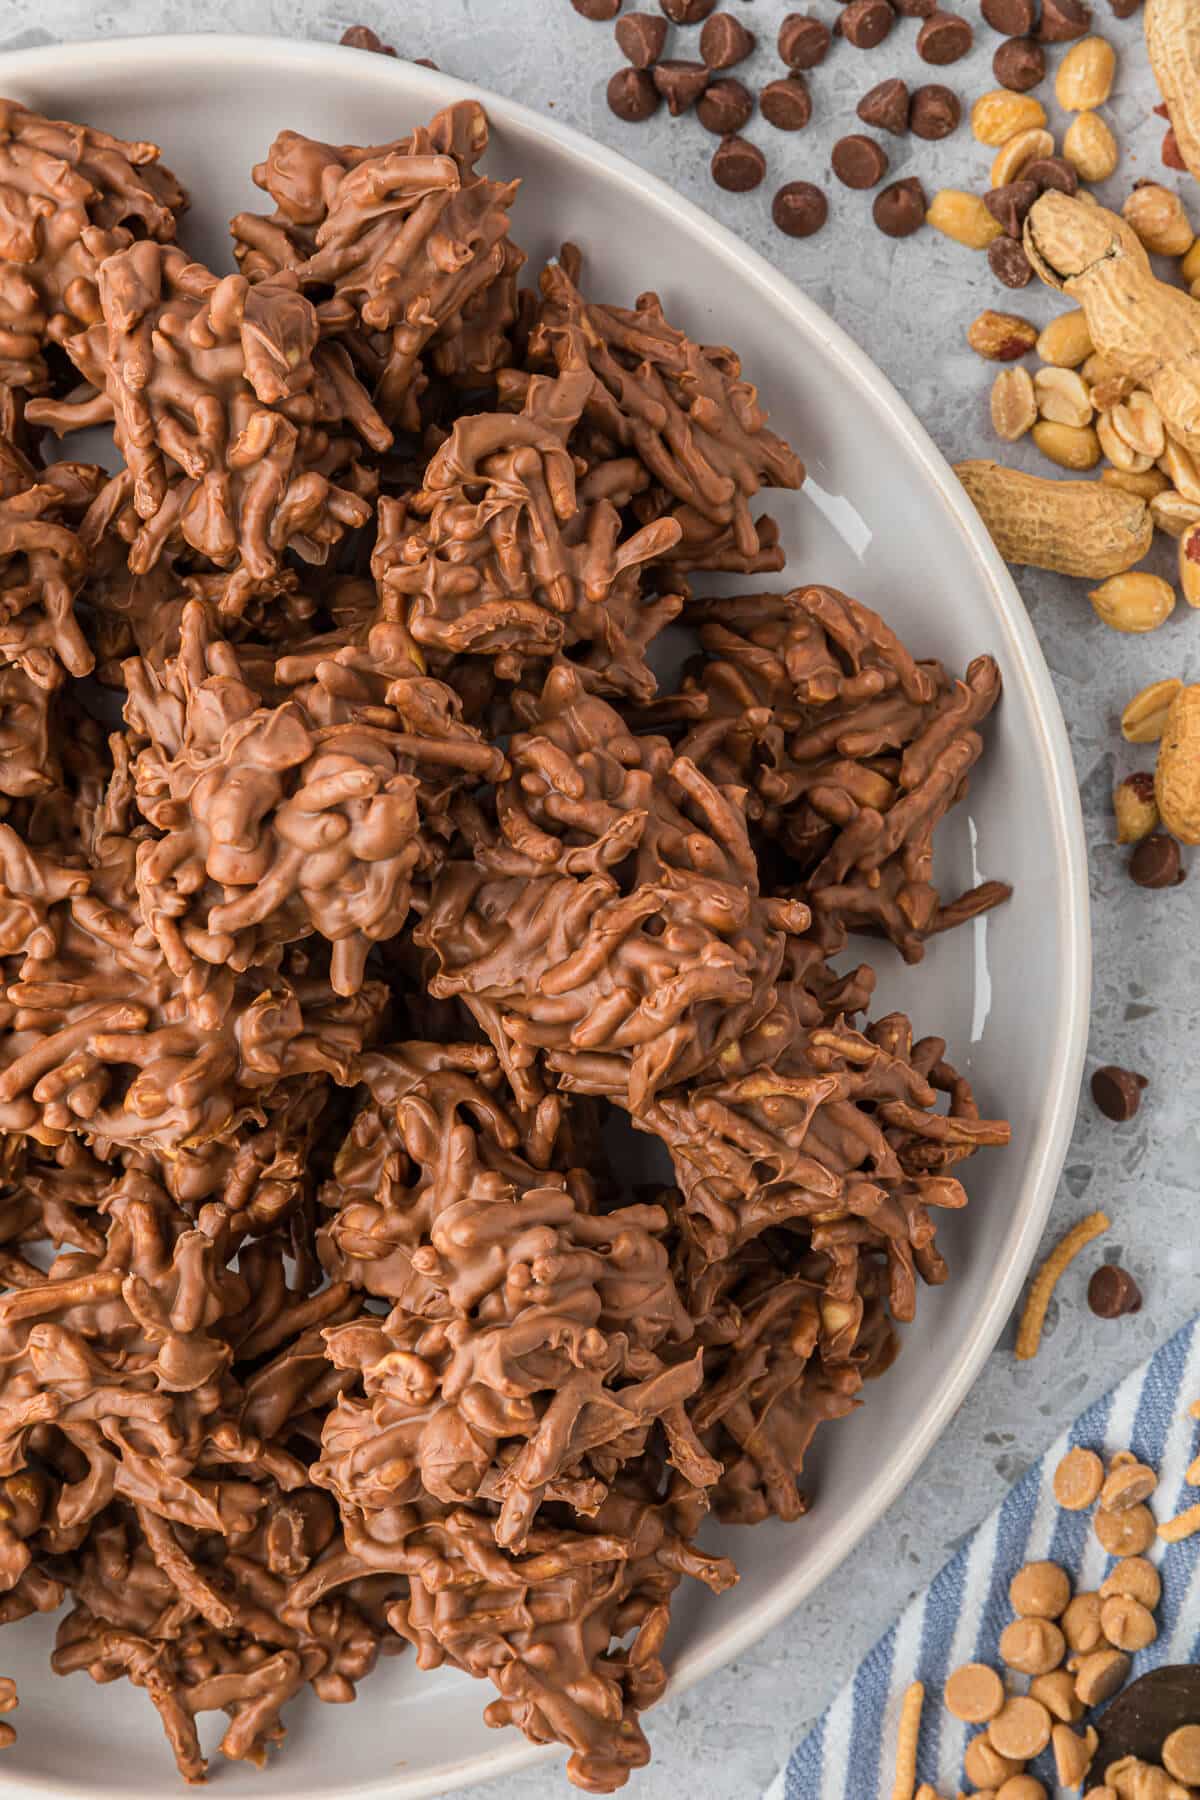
xmin=0 ymin=91 xmax=1011 ymax=1790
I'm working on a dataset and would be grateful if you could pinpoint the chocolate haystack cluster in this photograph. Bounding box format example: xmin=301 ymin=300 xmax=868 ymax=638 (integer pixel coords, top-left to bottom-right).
xmin=0 ymin=91 xmax=1011 ymax=1792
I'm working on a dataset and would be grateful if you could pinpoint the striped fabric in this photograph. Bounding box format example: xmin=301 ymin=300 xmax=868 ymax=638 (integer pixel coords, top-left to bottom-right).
xmin=768 ymin=1314 xmax=1200 ymax=1800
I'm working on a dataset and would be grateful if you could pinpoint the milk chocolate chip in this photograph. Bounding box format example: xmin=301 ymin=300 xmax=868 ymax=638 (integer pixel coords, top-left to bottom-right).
xmin=760 ymin=77 xmax=812 ymax=131
xmin=988 ymin=237 xmax=1033 ymax=287
xmin=616 ymin=11 xmax=669 ymax=65
xmin=917 ymin=10 xmax=973 ymax=62
xmin=1090 ymin=1065 xmax=1147 ymax=1122
xmin=700 ymin=11 xmax=755 ymax=67
xmin=831 ymin=133 xmax=889 ymax=189
xmin=993 ymin=36 xmax=1046 ymax=90
xmin=652 ymin=59 xmax=710 ymax=114
xmin=857 ymin=78 xmax=910 ymax=135
xmin=340 ymin=24 xmax=397 ymax=53
xmin=1129 ymin=833 xmax=1184 ymax=888
xmin=873 ymin=176 xmax=926 ymax=236
xmin=984 ymin=178 xmax=1039 ymax=236
xmin=608 ymin=66 xmax=661 ymax=119
xmin=982 ymin=0 xmax=1037 ymax=31
xmin=840 ymin=0 xmax=896 ymax=48
xmin=711 ymin=134 xmax=766 ymax=191
xmin=1038 ymin=0 xmax=1091 ymax=38
xmin=696 ymin=76 xmax=754 ymax=133
xmin=660 ymin=0 xmax=717 ymax=20
xmin=909 ymin=83 xmax=960 ymax=138
xmin=778 ymin=12 xmax=832 ymax=68
xmin=572 ymin=0 xmax=622 ymax=15
xmin=772 ymin=179 xmax=828 ymax=236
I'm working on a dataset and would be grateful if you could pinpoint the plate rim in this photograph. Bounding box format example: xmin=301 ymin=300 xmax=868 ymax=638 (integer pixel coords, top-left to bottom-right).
xmin=0 ymin=30 xmax=1092 ymax=1797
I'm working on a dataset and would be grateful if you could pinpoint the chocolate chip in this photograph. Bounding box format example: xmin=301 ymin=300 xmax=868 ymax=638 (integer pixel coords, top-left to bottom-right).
xmin=1106 ymin=0 xmax=1142 ymax=13
xmin=340 ymin=24 xmax=397 ymax=53
xmin=772 ymin=179 xmax=829 ymax=237
xmin=1088 ymin=1264 xmax=1143 ymax=1319
xmin=1129 ymin=833 xmax=1185 ymax=889
xmin=778 ymin=13 xmax=832 ymax=69
xmin=1090 ymin=1064 xmax=1148 ymax=1122
xmin=652 ymin=59 xmax=710 ymax=114
xmin=917 ymin=10 xmax=973 ymax=62
xmin=981 ymin=0 xmax=1037 ymax=31
xmin=984 ymin=178 xmax=1039 ymax=236
xmin=616 ymin=11 xmax=669 ymax=65
xmin=840 ymin=0 xmax=896 ymax=48
xmin=909 ymin=83 xmax=961 ymax=138
xmin=857 ymin=78 xmax=911 ymax=135
xmin=699 ymin=11 xmax=755 ymax=67
xmin=1163 ymin=126 xmax=1186 ymax=171
xmin=760 ymin=77 xmax=813 ymax=131
xmin=572 ymin=0 xmax=622 ymax=16
xmin=711 ymin=133 xmax=767 ymax=192
xmin=1154 ymin=101 xmax=1170 ymax=117
xmin=1021 ymin=155 xmax=1079 ymax=194
xmin=607 ymin=66 xmax=661 ymax=120
xmin=873 ymin=176 xmax=926 ymax=236
xmin=1038 ymin=0 xmax=1091 ymax=38
xmin=696 ymin=76 xmax=755 ymax=133
xmin=831 ymin=133 xmax=889 ymax=189
xmin=893 ymin=0 xmax=936 ymax=13
xmin=660 ymin=0 xmax=716 ymax=19
xmin=993 ymin=36 xmax=1046 ymax=91
xmin=988 ymin=236 xmax=1033 ymax=287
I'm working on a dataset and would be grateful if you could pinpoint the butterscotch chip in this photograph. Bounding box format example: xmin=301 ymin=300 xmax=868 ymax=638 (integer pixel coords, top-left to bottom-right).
xmin=1054 ymin=1446 xmax=1104 ymax=1510
xmin=1099 ymin=1594 xmax=1157 ymax=1652
xmin=1099 ymin=1461 xmax=1158 ymax=1512
xmin=1030 ymin=1667 xmax=1084 ymax=1722
xmin=999 ymin=1617 xmax=1066 ymax=1675
xmin=1073 ymin=1647 xmax=1131 ymax=1706
xmin=995 ymin=1779 xmax=1046 ymax=1800
xmin=1061 ymin=1591 xmax=1106 ymax=1654
xmin=965 ymin=1733 xmax=1023 ymax=1786
xmin=1099 ymin=1556 xmax=1161 ymax=1610
xmin=945 ymin=1661 xmax=1005 ymax=1723
xmin=1051 ymin=1722 xmax=1097 ymax=1788
xmin=989 ymin=1695 xmax=1052 ymax=1759
xmin=1163 ymin=1724 xmax=1200 ymax=1783
xmin=1009 ymin=1560 xmax=1071 ymax=1619
xmin=1094 ymin=1503 xmax=1156 ymax=1556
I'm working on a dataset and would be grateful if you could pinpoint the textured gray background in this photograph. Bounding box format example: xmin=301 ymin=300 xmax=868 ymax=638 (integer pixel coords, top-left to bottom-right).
xmin=1 ymin=2 xmax=1194 ymax=1795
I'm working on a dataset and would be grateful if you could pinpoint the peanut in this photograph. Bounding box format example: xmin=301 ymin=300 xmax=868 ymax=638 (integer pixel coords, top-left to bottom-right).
xmin=1111 ymin=391 xmax=1166 ymax=461
xmin=955 ymin=460 xmax=1153 ymax=576
xmin=1121 ymin=677 xmax=1183 ymax=742
xmin=1062 ymin=111 xmax=1119 ymax=182
xmin=1098 ymin=411 xmax=1154 ymax=475
xmin=927 ymin=189 xmax=1004 ymax=251
xmin=968 ymin=309 xmax=1039 ymax=361
xmin=1156 ymin=682 xmax=1200 ymax=842
xmin=1145 ymin=0 xmax=1200 ymax=185
xmin=1033 ymin=418 xmax=1101 ymax=469
xmin=1102 ymin=466 xmax=1171 ymax=500
xmin=1161 ymin=438 xmax=1200 ymax=502
xmin=1151 ymin=489 xmax=1200 ymax=537
xmin=991 ymin=366 xmax=1038 ymax=442
xmin=1179 ymin=520 xmax=1200 ymax=605
xmin=1038 ymin=309 xmax=1093 ymax=369
xmin=1056 ymin=36 xmax=1117 ymax=111
xmin=1123 ymin=182 xmax=1195 ymax=257
xmin=1091 ymin=373 xmax=1138 ymax=412
xmin=1088 ymin=572 xmax=1176 ymax=632
xmin=1182 ymin=236 xmax=1200 ymax=285
xmin=1034 ymin=365 xmax=1093 ymax=428
xmin=972 ymin=89 xmax=1048 ymax=147
xmin=991 ymin=126 xmax=1055 ymax=189
xmin=1114 ymin=772 xmax=1160 ymax=844
xmin=1082 ymin=350 xmax=1126 ymax=387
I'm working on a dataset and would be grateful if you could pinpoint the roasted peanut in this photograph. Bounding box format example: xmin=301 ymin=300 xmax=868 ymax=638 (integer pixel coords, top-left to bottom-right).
xmin=1102 ymin=466 xmax=1171 ymax=500
xmin=1033 ymin=419 xmax=1101 ymax=469
xmin=1182 ymin=236 xmax=1200 ymax=286
xmin=1082 ymin=350 xmax=1125 ymax=388
xmin=955 ymin=460 xmax=1153 ymax=577
xmin=1160 ymin=438 xmax=1200 ymax=503
xmin=1098 ymin=412 xmax=1153 ymax=475
xmin=1122 ymin=677 xmax=1183 ymax=743
xmin=1123 ymin=182 xmax=1195 ymax=256
xmin=1114 ymin=773 xmax=1160 ymax=844
xmin=1035 ymin=366 xmax=1093 ymax=428
xmin=1156 ymin=682 xmax=1200 ymax=843
xmin=1038 ymin=309 xmax=1093 ymax=369
xmin=1088 ymin=572 xmax=1176 ymax=632
xmin=1146 ymin=0 xmax=1200 ymax=185
xmin=992 ymin=127 xmax=1055 ymax=189
xmin=1151 ymin=489 xmax=1200 ymax=537
xmin=972 ymin=89 xmax=1048 ymax=147
xmin=1111 ymin=392 xmax=1166 ymax=461
xmin=1179 ymin=520 xmax=1200 ymax=605
xmin=928 ymin=189 xmax=1004 ymax=249
xmin=1063 ymin=111 xmax=1119 ymax=182
xmin=991 ymin=367 xmax=1038 ymax=441
xmin=969 ymin=310 xmax=1039 ymax=361
xmin=1056 ymin=36 xmax=1116 ymax=111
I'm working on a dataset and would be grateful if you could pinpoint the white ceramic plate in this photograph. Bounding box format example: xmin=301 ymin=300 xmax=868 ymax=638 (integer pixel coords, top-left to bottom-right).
xmin=0 ymin=34 xmax=1089 ymax=1799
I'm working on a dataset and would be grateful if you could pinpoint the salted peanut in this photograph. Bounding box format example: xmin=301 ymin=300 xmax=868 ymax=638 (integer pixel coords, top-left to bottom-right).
xmin=1114 ymin=774 xmax=1160 ymax=846
xmin=955 ymin=462 xmax=1152 ymax=579
xmin=1163 ymin=1724 xmax=1200 ymax=1783
xmin=1179 ymin=521 xmax=1200 ymax=605
xmin=1160 ymin=1502 xmax=1200 ymax=1541
xmin=1151 ymin=489 xmax=1200 ymax=537
xmin=1102 ymin=467 xmax=1171 ymax=501
xmin=1056 ymin=36 xmax=1117 ymax=111
xmin=1095 ymin=1502 xmax=1158 ymax=1554
xmin=1100 ymin=1460 xmax=1158 ymax=1511
xmin=992 ymin=128 xmax=1055 ymax=189
xmin=1033 ymin=420 xmax=1101 ymax=470
xmin=1083 ymin=350 xmax=1125 ymax=388
xmin=1074 ymin=1647 xmax=1131 ymax=1706
xmin=990 ymin=1696 xmax=1052 ymax=1760
xmin=1053 ymin=1723 xmax=1099 ymax=1789
xmin=945 ymin=1662 xmax=1005 ymax=1724
xmin=893 ymin=1679 xmax=924 ymax=1800
xmin=966 ymin=1734 xmax=1024 ymax=1786
xmin=1123 ymin=183 xmax=1195 ymax=257
xmin=1112 ymin=393 xmax=1166 ymax=461
xmin=1099 ymin=1556 xmax=1162 ymax=1609
xmin=969 ymin=310 xmax=1039 ymax=361
xmin=1160 ymin=439 xmax=1200 ymax=504
xmin=1010 ymin=1560 xmax=1071 ymax=1620
xmin=1157 ymin=685 xmax=1200 ymax=844
xmin=999 ymin=1618 xmax=1067 ymax=1676
xmin=1035 ymin=366 xmax=1093 ymax=429
xmin=1182 ymin=238 xmax=1200 ymax=285
xmin=1054 ymin=1446 xmax=1104 ymax=1510
xmin=1061 ymin=1591 xmax=1107 ymax=1655
xmin=1063 ymin=111 xmax=1119 ymax=182
xmin=1099 ymin=1595 xmax=1157 ymax=1652
xmin=1091 ymin=373 xmax=1138 ymax=412
xmin=1030 ymin=1668 xmax=1085 ymax=1724
xmin=1088 ymin=573 xmax=1176 ymax=634
xmin=928 ymin=189 xmax=1004 ymax=249
xmin=1097 ymin=412 xmax=1153 ymax=476
xmin=1038 ymin=310 xmax=1094 ymax=369
xmin=1146 ymin=0 xmax=1200 ymax=183
xmin=972 ymin=90 xmax=1048 ymax=147
xmin=992 ymin=367 xmax=1038 ymax=442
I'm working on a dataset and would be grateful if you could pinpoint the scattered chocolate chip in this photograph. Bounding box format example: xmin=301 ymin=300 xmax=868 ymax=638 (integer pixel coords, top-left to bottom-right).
xmin=981 ymin=0 xmax=1037 ymax=32
xmin=772 ymin=179 xmax=829 ymax=237
xmin=988 ymin=236 xmax=1034 ymax=287
xmin=660 ymin=0 xmax=716 ymax=19
xmin=414 ymin=56 xmax=439 ymax=69
xmin=778 ymin=12 xmax=832 ymax=69
xmin=1038 ymin=0 xmax=1091 ymax=39
xmin=616 ymin=10 xmax=669 ymax=65
xmin=1129 ymin=833 xmax=1185 ymax=889
xmin=984 ymin=178 xmax=1039 ymax=236
xmin=711 ymin=133 xmax=767 ymax=192
xmin=840 ymin=0 xmax=896 ymax=48
xmin=1106 ymin=0 xmax=1142 ymax=13
xmin=909 ymin=83 xmax=961 ymax=138
xmin=873 ymin=176 xmax=926 ymax=236
xmin=572 ymin=0 xmax=622 ymax=16
xmin=993 ymin=36 xmax=1046 ymax=91
xmin=1154 ymin=101 xmax=1170 ymax=117
xmin=760 ymin=76 xmax=813 ymax=131
xmin=699 ymin=10 xmax=755 ymax=67
xmin=652 ymin=58 xmax=710 ymax=114
xmin=607 ymin=66 xmax=661 ymax=120
xmin=857 ymin=78 xmax=910 ymax=135
xmin=831 ymin=133 xmax=889 ymax=189
xmin=1090 ymin=1064 xmax=1149 ymax=1123
xmin=893 ymin=0 xmax=937 ymax=14
xmin=340 ymin=24 xmax=397 ymax=53
xmin=696 ymin=75 xmax=755 ymax=133
xmin=1021 ymin=155 xmax=1079 ymax=194
xmin=1163 ymin=126 xmax=1186 ymax=171
xmin=1088 ymin=1263 xmax=1143 ymax=1318
xmin=917 ymin=10 xmax=973 ymax=64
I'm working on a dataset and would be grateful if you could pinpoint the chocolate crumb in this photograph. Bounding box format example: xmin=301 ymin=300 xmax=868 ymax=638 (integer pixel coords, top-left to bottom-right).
xmin=711 ymin=133 xmax=767 ymax=191
xmin=696 ymin=76 xmax=755 ymax=134
xmin=615 ymin=11 xmax=669 ymax=65
xmin=1088 ymin=1264 xmax=1144 ymax=1318
xmin=760 ymin=77 xmax=813 ymax=131
xmin=700 ymin=11 xmax=755 ymax=68
xmin=993 ymin=36 xmax=1046 ymax=91
xmin=1129 ymin=833 xmax=1185 ymax=889
xmin=1163 ymin=127 xmax=1186 ymax=171
xmin=1091 ymin=1065 xmax=1149 ymax=1122
xmin=772 ymin=179 xmax=829 ymax=236
xmin=873 ymin=175 xmax=926 ymax=236
xmin=831 ymin=133 xmax=889 ymax=189
xmin=909 ymin=83 xmax=961 ymax=139
xmin=778 ymin=12 xmax=832 ymax=69
xmin=857 ymin=78 xmax=911 ymax=136
xmin=608 ymin=65 xmax=661 ymax=119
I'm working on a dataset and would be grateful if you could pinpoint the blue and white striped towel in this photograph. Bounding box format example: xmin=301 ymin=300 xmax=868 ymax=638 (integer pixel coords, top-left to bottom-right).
xmin=769 ymin=1313 xmax=1200 ymax=1800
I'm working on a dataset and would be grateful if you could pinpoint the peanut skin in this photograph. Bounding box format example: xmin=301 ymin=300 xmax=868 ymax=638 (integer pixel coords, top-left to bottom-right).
xmin=1155 ymin=682 xmax=1200 ymax=843
xmin=955 ymin=460 xmax=1154 ymax=577
xmin=1146 ymin=0 xmax=1200 ymax=185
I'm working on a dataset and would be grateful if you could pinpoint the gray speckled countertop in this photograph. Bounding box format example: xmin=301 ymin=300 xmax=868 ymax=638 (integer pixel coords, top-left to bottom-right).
xmin=1 ymin=1 xmax=1196 ymax=1794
